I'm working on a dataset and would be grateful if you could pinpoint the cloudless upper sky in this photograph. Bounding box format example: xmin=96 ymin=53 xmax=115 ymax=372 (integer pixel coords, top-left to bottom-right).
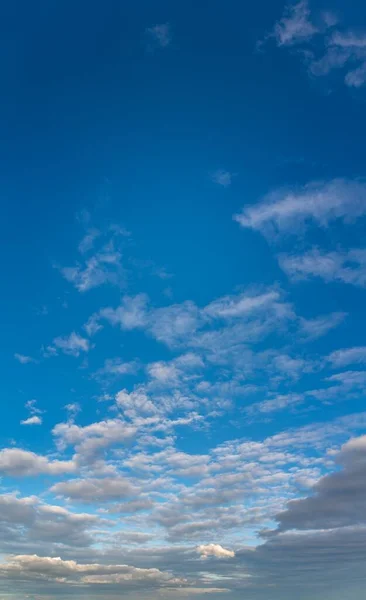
xmin=1 ymin=1 xmax=366 ymax=599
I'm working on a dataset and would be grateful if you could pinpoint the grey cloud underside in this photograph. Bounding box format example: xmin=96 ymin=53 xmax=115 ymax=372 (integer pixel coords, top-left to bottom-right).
xmin=2 ymin=414 xmax=366 ymax=598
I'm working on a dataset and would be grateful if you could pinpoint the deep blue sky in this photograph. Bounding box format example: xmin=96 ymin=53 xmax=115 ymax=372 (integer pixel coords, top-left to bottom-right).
xmin=1 ymin=1 xmax=366 ymax=599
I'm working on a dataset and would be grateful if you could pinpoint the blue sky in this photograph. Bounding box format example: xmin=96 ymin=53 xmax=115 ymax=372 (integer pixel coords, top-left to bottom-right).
xmin=2 ymin=1 xmax=366 ymax=598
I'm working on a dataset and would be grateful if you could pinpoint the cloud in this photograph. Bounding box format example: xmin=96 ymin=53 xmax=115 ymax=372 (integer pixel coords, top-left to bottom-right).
xmin=0 ymin=449 xmax=76 ymax=476
xmin=62 ymin=249 xmax=125 ymax=292
xmin=52 ymin=418 xmax=136 ymax=461
xmin=279 ymin=247 xmax=366 ymax=287
xmin=0 ymin=493 xmax=101 ymax=552
xmin=51 ymin=477 xmax=138 ymax=503
xmin=21 ymin=416 xmax=42 ymax=426
xmin=0 ymin=554 xmax=183 ymax=587
xmin=14 ymin=353 xmax=36 ymax=364
xmin=328 ymin=347 xmax=366 ymax=368
xmin=50 ymin=332 xmax=91 ymax=357
xmin=246 ymin=393 xmax=304 ymax=416
xmin=21 ymin=399 xmax=44 ymax=425
xmin=146 ymin=23 xmax=172 ymax=48
xmin=298 ymin=312 xmax=346 ymax=340
xmin=100 ymin=294 xmax=149 ymax=330
xmin=211 ymin=170 xmax=235 ymax=187
xmin=78 ymin=228 xmax=101 ymax=254
xmin=94 ymin=358 xmax=140 ymax=379
xmin=196 ymin=544 xmax=235 ymax=559
xmin=84 ymin=314 xmax=103 ymax=336
xmin=268 ymin=2 xmax=366 ymax=89
xmin=273 ymin=0 xmax=317 ymax=47
xmin=274 ymin=434 xmax=366 ymax=532
xmin=235 ymin=179 xmax=366 ymax=238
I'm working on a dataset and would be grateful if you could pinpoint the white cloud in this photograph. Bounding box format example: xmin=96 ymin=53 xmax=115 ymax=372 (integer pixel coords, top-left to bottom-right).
xmin=0 ymin=449 xmax=76 ymax=476
xmin=196 ymin=544 xmax=235 ymax=559
xmin=21 ymin=416 xmax=42 ymax=426
xmin=95 ymin=358 xmax=139 ymax=379
xmin=246 ymin=393 xmax=304 ymax=416
xmin=62 ymin=249 xmax=125 ymax=292
xmin=146 ymin=23 xmax=172 ymax=48
xmin=84 ymin=314 xmax=103 ymax=336
xmin=51 ymin=332 xmax=91 ymax=357
xmin=298 ymin=312 xmax=346 ymax=340
xmin=273 ymin=0 xmax=317 ymax=47
xmin=269 ymin=3 xmax=366 ymax=88
xmin=279 ymin=247 xmax=366 ymax=287
xmin=116 ymin=388 xmax=159 ymax=419
xmin=21 ymin=399 xmax=44 ymax=425
xmin=14 ymin=353 xmax=36 ymax=364
xmin=0 ymin=554 xmax=183 ymax=587
xmin=100 ymin=294 xmax=149 ymax=330
xmin=78 ymin=228 xmax=100 ymax=254
xmin=52 ymin=418 xmax=136 ymax=460
xmin=328 ymin=347 xmax=366 ymax=368
xmin=235 ymin=180 xmax=366 ymax=237
xmin=211 ymin=170 xmax=235 ymax=187
xmin=51 ymin=476 xmax=138 ymax=503
xmin=204 ymin=289 xmax=287 ymax=319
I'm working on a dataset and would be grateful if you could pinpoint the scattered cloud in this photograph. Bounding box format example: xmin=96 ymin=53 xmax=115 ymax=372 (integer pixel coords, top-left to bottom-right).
xmin=0 ymin=449 xmax=76 ymax=476
xmin=273 ymin=0 xmax=317 ymax=47
xmin=268 ymin=1 xmax=366 ymax=88
xmin=14 ymin=353 xmax=36 ymax=364
xmin=197 ymin=544 xmax=235 ymax=559
xmin=328 ymin=346 xmax=366 ymax=368
xmin=51 ymin=476 xmax=138 ymax=503
xmin=21 ymin=416 xmax=42 ymax=426
xmin=279 ymin=247 xmax=366 ymax=287
xmin=211 ymin=170 xmax=235 ymax=187
xmin=235 ymin=179 xmax=366 ymax=238
xmin=50 ymin=332 xmax=91 ymax=357
xmin=299 ymin=312 xmax=346 ymax=340
xmin=146 ymin=23 xmax=172 ymax=49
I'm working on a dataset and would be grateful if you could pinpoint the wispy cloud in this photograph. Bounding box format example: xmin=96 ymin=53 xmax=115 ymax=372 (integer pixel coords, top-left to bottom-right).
xmin=279 ymin=248 xmax=366 ymax=287
xmin=235 ymin=179 xmax=366 ymax=238
xmin=273 ymin=0 xmax=317 ymax=47
xmin=211 ymin=170 xmax=236 ymax=188
xmin=48 ymin=332 xmax=91 ymax=357
xmin=146 ymin=23 xmax=172 ymax=49
xmin=267 ymin=1 xmax=366 ymax=88
xmin=14 ymin=353 xmax=36 ymax=364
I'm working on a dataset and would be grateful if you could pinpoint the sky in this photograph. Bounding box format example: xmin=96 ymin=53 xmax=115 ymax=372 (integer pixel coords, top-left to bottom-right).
xmin=2 ymin=0 xmax=366 ymax=598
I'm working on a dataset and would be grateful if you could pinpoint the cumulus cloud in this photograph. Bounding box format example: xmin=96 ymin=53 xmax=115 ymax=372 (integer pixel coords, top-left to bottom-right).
xmin=52 ymin=418 xmax=136 ymax=460
xmin=0 ymin=449 xmax=76 ymax=477
xmin=235 ymin=180 xmax=366 ymax=238
xmin=51 ymin=476 xmax=138 ymax=503
xmin=101 ymin=294 xmax=149 ymax=330
xmin=196 ymin=544 xmax=235 ymax=559
xmin=21 ymin=416 xmax=42 ymax=426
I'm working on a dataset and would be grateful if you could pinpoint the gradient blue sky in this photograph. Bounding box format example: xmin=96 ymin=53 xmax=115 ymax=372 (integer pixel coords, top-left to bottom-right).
xmin=2 ymin=1 xmax=366 ymax=598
